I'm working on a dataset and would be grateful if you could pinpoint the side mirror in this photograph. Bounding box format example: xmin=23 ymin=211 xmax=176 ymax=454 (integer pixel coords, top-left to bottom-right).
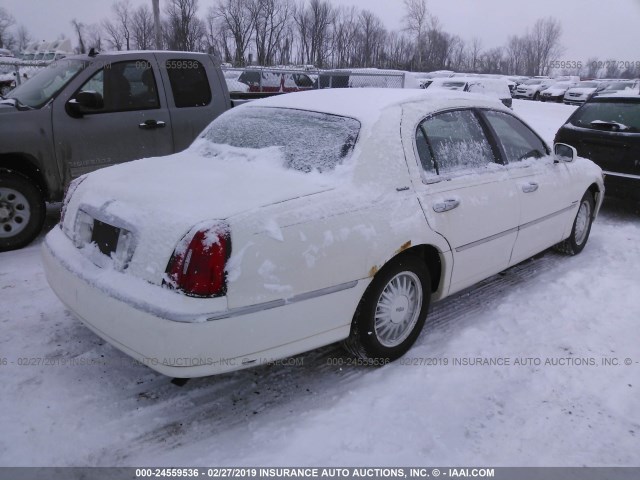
xmin=554 ymin=143 xmax=577 ymax=163
xmin=66 ymin=90 xmax=104 ymax=118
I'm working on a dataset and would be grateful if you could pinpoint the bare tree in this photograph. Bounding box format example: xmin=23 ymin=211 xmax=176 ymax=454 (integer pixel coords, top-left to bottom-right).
xmin=86 ymin=24 xmax=103 ymax=51
xmin=469 ymin=37 xmax=482 ymax=72
xmin=0 ymin=7 xmax=15 ymax=49
xmin=71 ymin=19 xmax=87 ymax=54
xmin=103 ymin=19 xmax=124 ymax=50
xmin=132 ymin=5 xmax=155 ymax=50
xmin=356 ymin=10 xmax=386 ymax=68
xmin=331 ymin=6 xmax=359 ymax=67
xmin=505 ymin=35 xmax=526 ymax=75
xmin=250 ymin=0 xmax=292 ymax=65
xmin=402 ymin=0 xmax=428 ymax=69
xmin=294 ymin=0 xmax=334 ymax=67
xmin=524 ymin=17 xmax=563 ymax=76
xmin=165 ymin=0 xmax=205 ymax=51
xmin=113 ymin=1 xmax=133 ymax=50
xmin=214 ymin=0 xmax=254 ymax=64
xmin=15 ymin=25 xmax=31 ymax=52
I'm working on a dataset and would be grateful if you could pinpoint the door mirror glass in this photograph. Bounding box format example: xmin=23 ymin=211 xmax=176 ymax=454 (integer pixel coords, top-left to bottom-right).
xmin=554 ymin=143 xmax=577 ymax=162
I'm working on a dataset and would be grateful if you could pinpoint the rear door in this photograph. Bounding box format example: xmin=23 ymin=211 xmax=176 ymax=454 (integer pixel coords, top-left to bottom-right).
xmin=408 ymin=108 xmax=520 ymax=294
xmin=480 ymin=109 xmax=577 ymax=264
xmin=153 ymin=52 xmax=230 ymax=152
xmin=53 ymin=54 xmax=174 ymax=183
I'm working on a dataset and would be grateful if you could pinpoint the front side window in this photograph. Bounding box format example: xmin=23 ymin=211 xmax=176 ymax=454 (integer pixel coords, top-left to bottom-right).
xmin=166 ymin=59 xmax=211 ymax=107
xmin=416 ymin=109 xmax=496 ymax=175
xmin=201 ymin=107 xmax=360 ymax=173
xmin=75 ymin=60 xmax=160 ymax=113
xmin=483 ymin=110 xmax=547 ymax=163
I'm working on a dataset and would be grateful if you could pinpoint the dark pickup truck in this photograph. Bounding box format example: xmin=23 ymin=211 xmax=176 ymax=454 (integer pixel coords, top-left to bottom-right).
xmin=0 ymin=50 xmax=232 ymax=251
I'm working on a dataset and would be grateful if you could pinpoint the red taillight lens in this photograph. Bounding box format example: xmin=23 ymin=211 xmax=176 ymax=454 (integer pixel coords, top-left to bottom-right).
xmin=165 ymin=225 xmax=231 ymax=298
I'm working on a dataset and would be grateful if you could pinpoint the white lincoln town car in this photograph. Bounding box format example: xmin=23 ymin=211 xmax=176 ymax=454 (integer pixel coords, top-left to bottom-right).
xmin=42 ymin=89 xmax=604 ymax=378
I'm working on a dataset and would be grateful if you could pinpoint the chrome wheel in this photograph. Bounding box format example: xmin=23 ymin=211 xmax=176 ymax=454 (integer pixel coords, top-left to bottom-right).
xmin=574 ymin=200 xmax=591 ymax=246
xmin=0 ymin=187 xmax=31 ymax=238
xmin=374 ymin=272 xmax=423 ymax=348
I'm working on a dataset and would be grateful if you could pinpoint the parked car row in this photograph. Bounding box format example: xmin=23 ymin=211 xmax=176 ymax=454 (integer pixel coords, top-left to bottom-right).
xmin=516 ymin=77 xmax=639 ymax=104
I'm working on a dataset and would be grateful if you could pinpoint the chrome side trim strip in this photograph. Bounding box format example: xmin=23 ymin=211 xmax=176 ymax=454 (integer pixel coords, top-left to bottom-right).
xmin=603 ymin=170 xmax=640 ymax=180
xmin=455 ymin=227 xmax=518 ymax=253
xmin=455 ymin=204 xmax=578 ymax=253
xmin=205 ymin=280 xmax=359 ymax=321
xmin=518 ymin=204 xmax=577 ymax=230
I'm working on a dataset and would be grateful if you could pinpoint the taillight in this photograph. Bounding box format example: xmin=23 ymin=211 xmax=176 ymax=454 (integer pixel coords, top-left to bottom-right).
xmin=164 ymin=224 xmax=231 ymax=298
xmin=60 ymin=175 xmax=87 ymax=227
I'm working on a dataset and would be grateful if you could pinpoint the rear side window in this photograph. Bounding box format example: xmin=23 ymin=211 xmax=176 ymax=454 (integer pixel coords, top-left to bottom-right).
xmin=569 ymin=101 xmax=640 ymax=133
xmin=416 ymin=109 xmax=496 ymax=175
xmin=166 ymin=59 xmax=211 ymax=108
xmin=483 ymin=110 xmax=547 ymax=163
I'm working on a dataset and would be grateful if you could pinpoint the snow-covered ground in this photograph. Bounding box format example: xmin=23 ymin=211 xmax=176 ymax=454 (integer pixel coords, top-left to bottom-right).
xmin=1 ymin=99 xmax=639 ymax=467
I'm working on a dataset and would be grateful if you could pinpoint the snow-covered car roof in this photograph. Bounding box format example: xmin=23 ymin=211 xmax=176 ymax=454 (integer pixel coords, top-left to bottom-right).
xmin=240 ymin=88 xmax=506 ymax=123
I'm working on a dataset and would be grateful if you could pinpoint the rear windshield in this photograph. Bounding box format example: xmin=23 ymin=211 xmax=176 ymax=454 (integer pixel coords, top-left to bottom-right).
xmin=201 ymin=107 xmax=360 ymax=173
xmin=569 ymin=101 xmax=640 ymax=132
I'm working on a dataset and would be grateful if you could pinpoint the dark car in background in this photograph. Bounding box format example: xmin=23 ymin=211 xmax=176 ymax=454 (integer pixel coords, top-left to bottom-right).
xmin=555 ymin=94 xmax=640 ymax=201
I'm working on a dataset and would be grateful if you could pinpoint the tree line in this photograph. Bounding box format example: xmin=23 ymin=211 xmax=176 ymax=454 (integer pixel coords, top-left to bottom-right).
xmin=2 ymin=1 xmax=639 ymax=78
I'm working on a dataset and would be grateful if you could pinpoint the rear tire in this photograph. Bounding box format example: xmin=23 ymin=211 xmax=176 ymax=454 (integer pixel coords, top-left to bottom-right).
xmin=343 ymin=255 xmax=431 ymax=361
xmin=555 ymin=192 xmax=595 ymax=256
xmin=0 ymin=171 xmax=46 ymax=252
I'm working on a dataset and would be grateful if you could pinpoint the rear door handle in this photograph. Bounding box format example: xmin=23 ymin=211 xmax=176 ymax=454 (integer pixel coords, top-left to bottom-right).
xmin=433 ymin=198 xmax=460 ymax=213
xmin=139 ymin=120 xmax=166 ymax=130
xmin=522 ymin=182 xmax=539 ymax=193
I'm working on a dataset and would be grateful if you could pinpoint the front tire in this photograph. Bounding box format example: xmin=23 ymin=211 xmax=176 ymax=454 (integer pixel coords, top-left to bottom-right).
xmin=343 ymin=255 xmax=431 ymax=361
xmin=0 ymin=171 xmax=46 ymax=252
xmin=555 ymin=192 xmax=595 ymax=255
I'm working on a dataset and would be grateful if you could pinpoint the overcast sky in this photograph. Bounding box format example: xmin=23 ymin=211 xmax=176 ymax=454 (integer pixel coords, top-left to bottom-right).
xmin=4 ymin=0 xmax=640 ymax=62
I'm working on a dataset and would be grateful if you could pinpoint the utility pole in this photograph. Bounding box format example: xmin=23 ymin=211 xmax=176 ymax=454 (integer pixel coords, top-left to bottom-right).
xmin=152 ymin=0 xmax=162 ymax=50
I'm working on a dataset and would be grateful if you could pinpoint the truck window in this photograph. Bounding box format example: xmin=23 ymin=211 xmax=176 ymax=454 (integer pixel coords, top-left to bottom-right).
xmin=165 ymin=59 xmax=212 ymax=108
xmin=75 ymin=60 xmax=160 ymax=113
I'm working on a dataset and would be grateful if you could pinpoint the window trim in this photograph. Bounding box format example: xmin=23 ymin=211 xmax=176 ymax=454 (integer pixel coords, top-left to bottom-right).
xmin=70 ymin=59 xmax=162 ymax=116
xmin=165 ymin=58 xmax=212 ymax=108
xmin=412 ymin=107 xmax=503 ymax=182
xmin=477 ymin=108 xmax=551 ymax=164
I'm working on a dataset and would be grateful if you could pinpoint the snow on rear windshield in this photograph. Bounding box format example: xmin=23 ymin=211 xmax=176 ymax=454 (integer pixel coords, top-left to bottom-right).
xmin=201 ymin=107 xmax=360 ymax=173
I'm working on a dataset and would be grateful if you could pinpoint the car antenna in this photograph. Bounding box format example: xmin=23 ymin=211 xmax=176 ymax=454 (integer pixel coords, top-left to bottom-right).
xmin=88 ymin=48 xmax=98 ymax=57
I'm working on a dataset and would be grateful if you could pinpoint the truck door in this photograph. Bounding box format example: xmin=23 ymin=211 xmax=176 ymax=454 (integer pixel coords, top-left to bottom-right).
xmin=52 ymin=55 xmax=174 ymax=183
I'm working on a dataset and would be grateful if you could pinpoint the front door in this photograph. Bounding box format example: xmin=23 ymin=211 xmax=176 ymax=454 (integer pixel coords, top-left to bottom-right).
xmin=479 ymin=109 xmax=577 ymax=264
xmin=52 ymin=55 xmax=174 ymax=184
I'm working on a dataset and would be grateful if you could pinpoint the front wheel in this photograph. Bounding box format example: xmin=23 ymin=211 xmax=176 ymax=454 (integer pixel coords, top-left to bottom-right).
xmin=0 ymin=171 xmax=46 ymax=252
xmin=555 ymin=192 xmax=595 ymax=255
xmin=343 ymin=255 xmax=431 ymax=361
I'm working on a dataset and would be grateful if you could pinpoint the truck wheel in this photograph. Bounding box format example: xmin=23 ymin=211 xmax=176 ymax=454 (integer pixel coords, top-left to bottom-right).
xmin=342 ymin=255 xmax=431 ymax=362
xmin=0 ymin=171 xmax=46 ymax=252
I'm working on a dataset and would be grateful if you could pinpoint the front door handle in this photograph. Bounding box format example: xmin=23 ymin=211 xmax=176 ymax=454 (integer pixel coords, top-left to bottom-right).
xmin=139 ymin=120 xmax=166 ymax=130
xmin=522 ymin=182 xmax=539 ymax=193
xmin=433 ymin=198 xmax=460 ymax=213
